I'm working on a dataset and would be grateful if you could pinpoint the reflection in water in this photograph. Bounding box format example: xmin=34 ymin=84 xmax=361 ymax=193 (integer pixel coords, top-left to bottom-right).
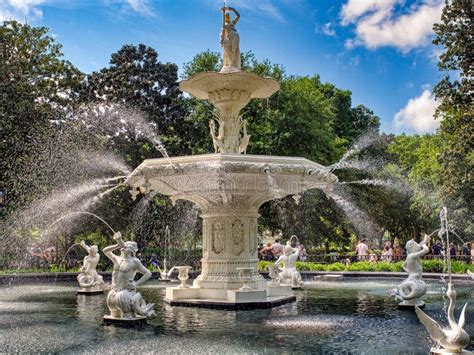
xmin=0 ymin=279 xmax=472 ymax=354
xmin=76 ymin=294 xmax=105 ymax=324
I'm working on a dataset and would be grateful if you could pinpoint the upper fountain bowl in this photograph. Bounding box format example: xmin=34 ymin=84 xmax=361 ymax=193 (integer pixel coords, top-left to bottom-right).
xmin=180 ymin=71 xmax=280 ymax=102
xmin=126 ymin=153 xmax=338 ymax=213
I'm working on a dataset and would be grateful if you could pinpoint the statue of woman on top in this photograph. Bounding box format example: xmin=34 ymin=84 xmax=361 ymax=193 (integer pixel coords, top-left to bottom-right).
xmin=220 ymin=6 xmax=241 ymax=73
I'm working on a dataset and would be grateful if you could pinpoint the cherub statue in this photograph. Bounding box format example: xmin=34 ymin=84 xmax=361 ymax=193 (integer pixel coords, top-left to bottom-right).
xmin=274 ymin=241 xmax=303 ymax=288
xmin=220 ymin=6 xmax=241 ymax=73
xmin=239 ymin=118 xmax=250 ymax=154
xmin=391 ymin=234 xmax=429 ymax=307
xmin=103 ymin=232 xmax=155 ymax=320
xmin=77 ymin=240 xmax=105 ymax=293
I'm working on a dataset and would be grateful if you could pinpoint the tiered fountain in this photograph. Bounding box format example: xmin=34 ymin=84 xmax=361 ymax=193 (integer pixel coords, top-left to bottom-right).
xmin=126 ymin=5 xmax=337 ymax=309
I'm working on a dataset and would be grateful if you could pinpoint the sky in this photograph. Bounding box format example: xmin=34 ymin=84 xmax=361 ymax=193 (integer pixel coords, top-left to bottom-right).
xmin=1 ymin=0 xmax=447 ymax=134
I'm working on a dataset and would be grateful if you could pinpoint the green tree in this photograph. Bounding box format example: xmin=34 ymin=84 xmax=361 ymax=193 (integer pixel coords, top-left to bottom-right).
xmin=433 ymin=0 xmax=473 ymax=236
xmin=0 ymin=21 xmax=84 ymax=216
xmin=81 ymin=44 xmax=190 ymax=165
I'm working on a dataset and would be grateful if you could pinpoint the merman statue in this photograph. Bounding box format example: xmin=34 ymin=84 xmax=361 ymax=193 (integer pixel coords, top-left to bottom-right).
xmin=77 ymin=240 xmax=105 ymax=294
xmin=391 ymin=234 xmax=430 ymax=307
xmin=103 ymin=232 xmax=155 ymax=322
xmin=274 ymin=240 xmax=303 ymax=288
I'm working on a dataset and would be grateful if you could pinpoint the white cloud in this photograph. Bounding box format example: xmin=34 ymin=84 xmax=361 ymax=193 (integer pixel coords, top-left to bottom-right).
xmin=322 ymin=22 xmax=336 ymax=36
xmin=394 ymin=89 xmax=440 ymax=133
xmin=126 ymin=0 xmax=155 ymax=17
xmin=315 ymin=22 xmax=336 ymax=36
xmin=340 ymin=0 xmax=444 ymax=52
xmin=0 ymin=0 xmax=45 ymax=22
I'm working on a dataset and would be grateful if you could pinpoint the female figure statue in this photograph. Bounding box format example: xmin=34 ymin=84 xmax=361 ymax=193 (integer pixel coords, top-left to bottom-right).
xmin=220 ymin=6 xmax=241 ymax=73
xmin=103 ymin=232 xmax=155 ymax=320
xmin=77 ymin=241 xmax=105 ymax=293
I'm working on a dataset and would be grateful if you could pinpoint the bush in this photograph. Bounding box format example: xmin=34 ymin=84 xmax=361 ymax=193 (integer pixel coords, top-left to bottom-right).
xmin=296 ymin=262 xmax=326 ymax=271
xmin=347 ymin=261 xmax=374 ymax=272
xmin=325 ymin=262 xmax=345 ymax=271
xmin=374 ymin=261 xmax=394 ymax=272
xmin=422 ymin=259 xmax=445 ymax=273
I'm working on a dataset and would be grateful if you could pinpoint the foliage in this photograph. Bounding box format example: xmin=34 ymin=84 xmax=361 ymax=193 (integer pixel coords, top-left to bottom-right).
xmin=432 ymin=0 xmax=473 ymax=237
xmin=0 ymin=21 xmax=84 ymax=216
xmin=257 ymin=260 xmax=471 ymax=273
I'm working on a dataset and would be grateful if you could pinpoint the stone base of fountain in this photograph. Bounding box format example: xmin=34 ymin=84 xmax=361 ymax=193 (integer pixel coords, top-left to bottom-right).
xmin=164 ymin=284 xmax=295 ymax=310
xmin=77 ymin=285 xmax=105 ymax=295
xmin=430 ymin=348 xmax=473 ymax=355
xmin=103 ymin=315 xmax=147 ymax=327
xmin=398 ymin=299 xmax=425 ymax=309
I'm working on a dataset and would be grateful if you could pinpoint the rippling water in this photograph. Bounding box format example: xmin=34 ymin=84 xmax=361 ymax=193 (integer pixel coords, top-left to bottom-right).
xmin=0 ymin=278 xmax=472 ymax=354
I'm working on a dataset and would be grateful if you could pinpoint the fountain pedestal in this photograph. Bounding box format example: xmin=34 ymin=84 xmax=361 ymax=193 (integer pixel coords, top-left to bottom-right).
xmin=127 ymin=153 xmax=336 ymax=309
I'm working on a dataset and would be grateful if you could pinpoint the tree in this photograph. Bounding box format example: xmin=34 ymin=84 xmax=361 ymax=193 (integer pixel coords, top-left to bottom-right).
xmin=433 ymin=0 xmax=473 ymax=236
xmin=0 ymin=21 xmax=84 ymax=216
xmin=81 ymin=44 xmax=190 ymax=165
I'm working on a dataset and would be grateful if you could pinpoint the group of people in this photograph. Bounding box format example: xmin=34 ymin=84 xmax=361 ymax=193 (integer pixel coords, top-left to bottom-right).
xmin=258 ymin=239 xmax=307 ymax=262
xmin=355 ymin=238 xmax=472 ymax=264
xmin=355 ymin=239 xmax=404 ymax=263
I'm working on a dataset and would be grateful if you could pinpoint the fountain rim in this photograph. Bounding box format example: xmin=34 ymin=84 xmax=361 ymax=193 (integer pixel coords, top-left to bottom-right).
xmin=179 ymin=70 xmax=280 ymax=100
xmin=131 ymin=153 xmax=331 ymax=170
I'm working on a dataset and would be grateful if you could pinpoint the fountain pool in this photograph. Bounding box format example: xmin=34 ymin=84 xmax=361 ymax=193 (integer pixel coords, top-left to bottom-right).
xmin=1 ymin=278 xmax=472 ymax=353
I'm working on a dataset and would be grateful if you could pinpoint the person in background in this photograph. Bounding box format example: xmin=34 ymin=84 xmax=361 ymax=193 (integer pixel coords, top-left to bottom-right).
xmin=394 ymin=244 xmax=403 ymax=262
xmin=257 ymin=243 xmax=264 ymax=261
xmin=462 ymin=243 xmax=471 ymax=262
xmin=449 ymin=243 xmax=457 ymax=260
xmin=356 ymin=239 xmax=369 ymax=261
xmin=260 ymin=243 xmax=274 ymax=261
xmin=381 ymin=244 xmax=393 ymax=262
xmin=271 ymin=239 xmax=284 ymax=259
xmin=369 ymin=252 xmax=378 ymax=264
xmin=432 ymin=240 xmax=442 ymax=258
xmin=299 ymin=244 xmax=307 ymax=261
xmin=149 ymin=255 xmax=159 ymax=269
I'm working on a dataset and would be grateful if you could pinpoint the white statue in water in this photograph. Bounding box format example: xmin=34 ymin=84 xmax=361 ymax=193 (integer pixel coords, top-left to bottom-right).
xmin=274 ymin=241 xmax=303 ymax=288
xmin=416 ymin=283 xmax=470 ymax=353
xmin=391 ymin=234 xmax=429 ymax=307
xmin=103 ymin=232 xmax=155 ymax=320
xmin=220 ymin=6 xmax=240 ymax=73
xmin=77 ymin=241 xmax=105 ymax=293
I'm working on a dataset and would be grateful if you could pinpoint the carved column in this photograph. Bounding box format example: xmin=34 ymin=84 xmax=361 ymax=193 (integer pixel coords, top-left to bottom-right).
xmin=199 ymin=207 xmax=265 ymax=290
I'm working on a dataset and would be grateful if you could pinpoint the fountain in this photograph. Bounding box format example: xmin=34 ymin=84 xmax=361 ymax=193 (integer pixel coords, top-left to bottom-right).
xmin=125 ymin=5 xmax=337 ymax=309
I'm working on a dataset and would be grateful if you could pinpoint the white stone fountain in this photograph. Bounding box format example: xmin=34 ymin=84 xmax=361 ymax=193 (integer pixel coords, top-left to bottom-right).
xmin=126 ymin=5 xmax=337 ymax=309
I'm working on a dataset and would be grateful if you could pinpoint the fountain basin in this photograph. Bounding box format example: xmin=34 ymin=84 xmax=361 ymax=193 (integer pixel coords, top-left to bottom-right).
xmin=126 ymin=153 xmax=337 ymax=206
xmin=179 ymin=71 xmax=280 ymax=102
xmin=126 ymin=153 xmax=337 ymax=308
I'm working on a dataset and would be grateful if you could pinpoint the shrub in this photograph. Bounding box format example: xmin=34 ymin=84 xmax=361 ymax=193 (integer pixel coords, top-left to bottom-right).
xmin=325 ymin=262 xmax=345 ymax=271
xmin=374 ymin=262 xmax=394 ymax=272
xmin=347 ymin=261 xmax=374 ymax=272
xmin=422 ymin=259 xmax=445 ymax=273
xmin=296 ymin=262 xmax=326 ymax=271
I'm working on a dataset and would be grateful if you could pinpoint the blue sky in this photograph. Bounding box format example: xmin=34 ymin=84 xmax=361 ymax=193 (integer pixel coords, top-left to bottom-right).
xmin=1 ymin=0 xmax=445 ymax=134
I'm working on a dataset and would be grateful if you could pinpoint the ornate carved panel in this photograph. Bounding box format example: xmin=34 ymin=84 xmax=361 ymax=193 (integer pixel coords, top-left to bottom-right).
xmin=232 ymin=219 xmax=245 ymax=256
xmin=211 ymin=221 xmax=224 ymax=254
xmin=248 ymin=219 xmax=257 ymax=253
